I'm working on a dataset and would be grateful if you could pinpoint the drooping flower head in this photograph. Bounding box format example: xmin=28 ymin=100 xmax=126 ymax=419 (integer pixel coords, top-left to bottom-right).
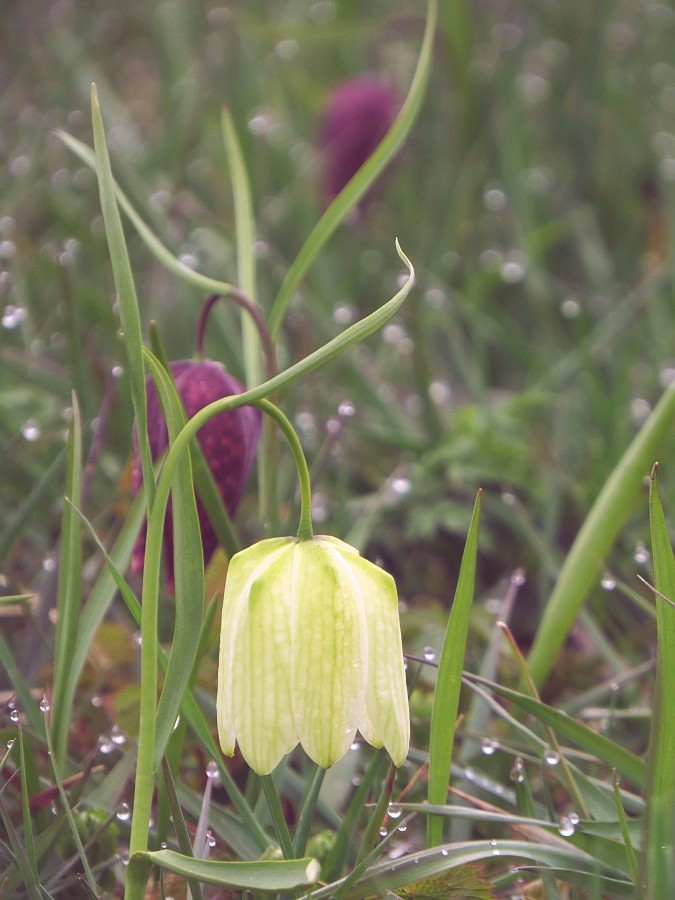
xmin=131 ymin=359 xmax=261 ymax=587
xmin=217 ymin=535 xmax=409 ymax=775
xmin=317 ymin=76 xmax=400 ymax=209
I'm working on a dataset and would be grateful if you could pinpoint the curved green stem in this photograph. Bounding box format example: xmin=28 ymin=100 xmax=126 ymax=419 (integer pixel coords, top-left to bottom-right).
xmin=256 ymin=399 xmax=313 ymax=541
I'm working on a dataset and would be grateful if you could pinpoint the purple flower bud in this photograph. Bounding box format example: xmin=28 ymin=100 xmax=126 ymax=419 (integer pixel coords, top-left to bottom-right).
xmin=131 ymin=360 xmax=261 ymax=588
xmin=317 ymin=77 xmax=400 ymax=209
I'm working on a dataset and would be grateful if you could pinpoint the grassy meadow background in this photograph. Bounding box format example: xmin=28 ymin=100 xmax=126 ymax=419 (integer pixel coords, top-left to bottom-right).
xmin=2 ymin=0 xmax=675 ymax=897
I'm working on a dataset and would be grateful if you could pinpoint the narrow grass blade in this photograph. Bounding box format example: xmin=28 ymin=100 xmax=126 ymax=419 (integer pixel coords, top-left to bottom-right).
xmin=0 ymin=450 xmax=65 ymax=560
xmin=143 ymin=351 xmax=205 ymax=769
xmin=612 ymin=771 xmax=638 ymax=885
xmin=0 ymin=633 xmax=44 ymax=734
xmin=90 ymin=84 xmax=154 ymax=506
xmin=221 ymin=106 xmax=259 ymax=384
xmin=267 ymin=0 xmax=437 ymax=338
xmin=51 ymin=392 xmax=82 ymax=769
xmin=55 ymin=491 xmax=146 ymax=751
xmin=55 ymin=130 xmax=236 ymax=298
xmin=18 ymin=728 xmax=38 ymax=883
xmin=527 ymin=382 xmax=675 ymax=688
xmin=161 ymin=760 xmax=203 ymax=900
xmin=0 ymin=795 xmax=43 ymax=900
xmin=132 ymin=849 xmax=320 ymax=892
xmin=308 ymin=840 xmax=621 ymax=899
xmin=643 ymin=464 xmax=675 ymax=897
xmin=427 ymin=490 xmax=481 ymax=847
xmin=43 ymin=715 xmax=98 ymax=895
xmin=465 ymin=674 xmax=645 ymax=788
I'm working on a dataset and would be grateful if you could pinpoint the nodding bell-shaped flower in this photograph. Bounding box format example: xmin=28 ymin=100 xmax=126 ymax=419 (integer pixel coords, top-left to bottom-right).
xmin=131 ymin=359 xmax=261 ymax=587
xmin=217 ymin=535 xmax=409 ymax=775
xmin=317 ymin=76 xmax=400 ymax=209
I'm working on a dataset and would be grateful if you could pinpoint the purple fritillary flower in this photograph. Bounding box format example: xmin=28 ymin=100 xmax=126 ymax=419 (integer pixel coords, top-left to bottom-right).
xmin=317 ymin=77 xmax=400 ymax=209
xmin=131 ymin=359 xmax=261 ymax=589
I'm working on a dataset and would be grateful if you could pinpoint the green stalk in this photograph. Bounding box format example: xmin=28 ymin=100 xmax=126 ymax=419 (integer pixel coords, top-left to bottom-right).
xmin=293 ymin=765 xmax=326 ymax=857
xmin=260 ymin=775 xmax=295 ymax=859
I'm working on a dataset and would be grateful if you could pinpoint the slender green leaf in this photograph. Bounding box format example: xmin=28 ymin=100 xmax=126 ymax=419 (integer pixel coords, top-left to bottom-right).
xmin=0 ymin=795 xmax=43 ymax=900
xmin=56 ymin=491 xmax=146 ymax=754
xmin=427 ymin=490 xmax=481 ymax=846
xmin=267 ymin=0 xmax=436 ymax=338
xmin=143 ymin=350 xmax=205 ymax=769
xmin=132 ymin=849 xmax=320 ymax=891
xmin=221 ymin=106 xmax=259 ymax=384
xmin=307 ymin=840 xmax=625 ymax=899
xmin=466 ymin=674 xmax=646 ymax=787
xmin=0 ymin=450 xmax=65 ymax=560
xmin=612 ymin=771 xmax=639 ymax=885
xmin=90 ymin=84 xmax=154 ymax=506
xmin=527 ymin=382 xmax=675 ymax=687
xmin=55 ymin=129 xmax=237 ymax=298
xmin=161 ymin=760 xmax=203 ymax=900
xmin=644 ymin=464 xmax=675 ymax=897
xmin=18 ymin=728 xmax=38 ymax=882
xmin=0 ymin=633 xmax=44 ymax=735
xmin=51 ymin=392 xmax=82 ymax=768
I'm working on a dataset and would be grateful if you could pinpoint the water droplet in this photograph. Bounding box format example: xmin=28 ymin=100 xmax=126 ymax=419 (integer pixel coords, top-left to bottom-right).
xmin=207 ymin=829 xmax=216 ymax=848
xmin=422 ymin=646 xmax=436 ymax=662
xmin=112 ymin=365 xmax=124 ymax=378
xmin=333 ymin=303 xmax=356 ymax=325
xmin=509 ymin=757 xmax=525 ymax=783
xmin=483 ymin=186 xmax=507 ymax=211
xmin=544 ymin=749 xmax=560 ymax=767
xmin=21 ymin=420 xmax=41 ymax=442
xmin=601 ymin=576 xmax=616 ymax=591
xmin=338 ymin=400 xmax=355 ymax=417
xmin=98 ymin=735 xmax=114 ymax=754
xmin=172 ymin=715 xmax=181 ymax=732
xmin=160 ymin=842 xmax=168 ymax=849
xmin=379 ymin=826 xmax=387 ymax=837
xmin=390 ymin=476 xmax=411 ymax=496
xmin=110 ymin=725 xmax=125 ymax=746
xmin=9 ymin=708 xmax=19 ymax=723
xmin=7 ymin=738 xmax=16 ymax=749
xmin=630 ymin=397 xmax=652 ymax=425
xmin=116 ymin=802 xmax=131 ymax=822
xmin=441 ymin=848 xmax=449 ymax=856
xmin=568 ymin=811 xmax=580 ymax=825
xmin=206 ymin=760 xmax=219 ymax=781
xmin=490 ymin=839 xmax=501 ymax=855
xmin=42 ymin=555 xmax=56 ymax=572
xmin=510 ymin=569 xmax=526 ymax=586
xmin=91 ymin=694 xmax=103 ymax=707
xmin=501 ymin=257 xmax=527 ymax=284
xmin=350 ymin=740 xmax=360 ymax=751
xmin=397 ymin=822 xmax=407 ymax=833
xmin=387 ymin=803 xmax=402 ymax=819
xmin=2 ymin=305 xmax=27 ymax=329
xmin=39 ymin=696 xmax=50 ymax=713
xmin=558 ymin=815 xmax=575 ymax=836
xmin=117 ymin=851 xmax=129 ymax=867
xmin=634 ymin=541 xmax=650 ymax=565
xmin=560 ymin=297 xmax=581 ymax=318
xmin=464 ymin=766 xmax=475 ymax=781
xmin=481 ymin=737 xmax=499 ymax=755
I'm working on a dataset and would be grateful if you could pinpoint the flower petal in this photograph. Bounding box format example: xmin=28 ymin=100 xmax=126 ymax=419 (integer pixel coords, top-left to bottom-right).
xmin=351 ymin=557 xmax=410 ymax=766
xmin=291 ymin=540 xmax=368 ymax=768
xmin=217 ymin=538 xmax=294 ymax=772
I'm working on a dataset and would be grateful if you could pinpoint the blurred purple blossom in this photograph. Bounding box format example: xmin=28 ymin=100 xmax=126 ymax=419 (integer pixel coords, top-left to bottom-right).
xmin=317 ymin=76 xmax=400 ymax=209
xmin=131 ymin=359 xmax=261 ymax=588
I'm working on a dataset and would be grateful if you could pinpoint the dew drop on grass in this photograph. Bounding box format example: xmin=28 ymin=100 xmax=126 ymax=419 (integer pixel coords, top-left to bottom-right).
xmin=7 ymin=738 xmax=16 ymax=749
xmin=207 ymin=829 xmax=216 ymax=848
xmin=338 ymin=400 xmax=355 ymax=417
xmin=601 ymin=576 xmax=616 ymax=591
xmin=397 ymin=822 xmax=407 ymax=833
xmin=98 ymin=735 xmax=114 ymax=754
xmin=509 ymin=757 xmax=525 ymax=783
xmin=116 ymin=802 xmax=131 ymax=822
xmin=441 ymin=848 xmax=449 ymax=857
xmin=206 ymin=760 xmax=219 ymax=781
xmin=21 ymin=419 xmax=40 ymax=441
xmin=39 ymin=696 xmax=50 ymax=713
xmin=569 ymin=812 xmax=580 ymax=825
xmin=160 ymin=842 xmax=168 ymax=849
xmin=110 ymin=725 xmax=125 ymax=745
xmin=387 ymin=803 xmax=402 ymax=819
xmin=422 ymin=646 xmax=436 ymax=662
xmin=634 ymin=541 xmax=650 ymax=564
xmin=2 ymin=304 xmax=27 ymax=329
xmin=42 ymin=555 xmax=56 ymax=572
xmin=379 ymin=827 xmax=387 ymax=837
xmin=544 ymin=749 xmax=560 ymax=767
xmin=9 ymin=708 xmax=19 ymax=724
xmin=558 ymin=815 xmax=575 ymax=837
xmin=481 ymin=737 xmax=499 ymax=755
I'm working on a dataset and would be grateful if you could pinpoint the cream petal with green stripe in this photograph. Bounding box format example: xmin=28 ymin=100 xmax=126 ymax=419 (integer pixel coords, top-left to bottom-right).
xmin=290 ymin=539 xmax=369 ymax=768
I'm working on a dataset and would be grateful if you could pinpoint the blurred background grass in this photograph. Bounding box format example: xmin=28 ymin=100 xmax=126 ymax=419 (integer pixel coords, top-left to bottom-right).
xmin=2 ymin=0 xmax=675 ymax=689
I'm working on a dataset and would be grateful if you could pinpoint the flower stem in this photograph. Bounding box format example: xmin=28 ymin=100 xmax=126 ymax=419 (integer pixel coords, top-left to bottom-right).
xmin=259 ymin=774 xmax=295 ymax=859
xmin=254 ymin=399 xmax=313 ymax=541
xmin=293 ymin=764 xmax=326 ymax=857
